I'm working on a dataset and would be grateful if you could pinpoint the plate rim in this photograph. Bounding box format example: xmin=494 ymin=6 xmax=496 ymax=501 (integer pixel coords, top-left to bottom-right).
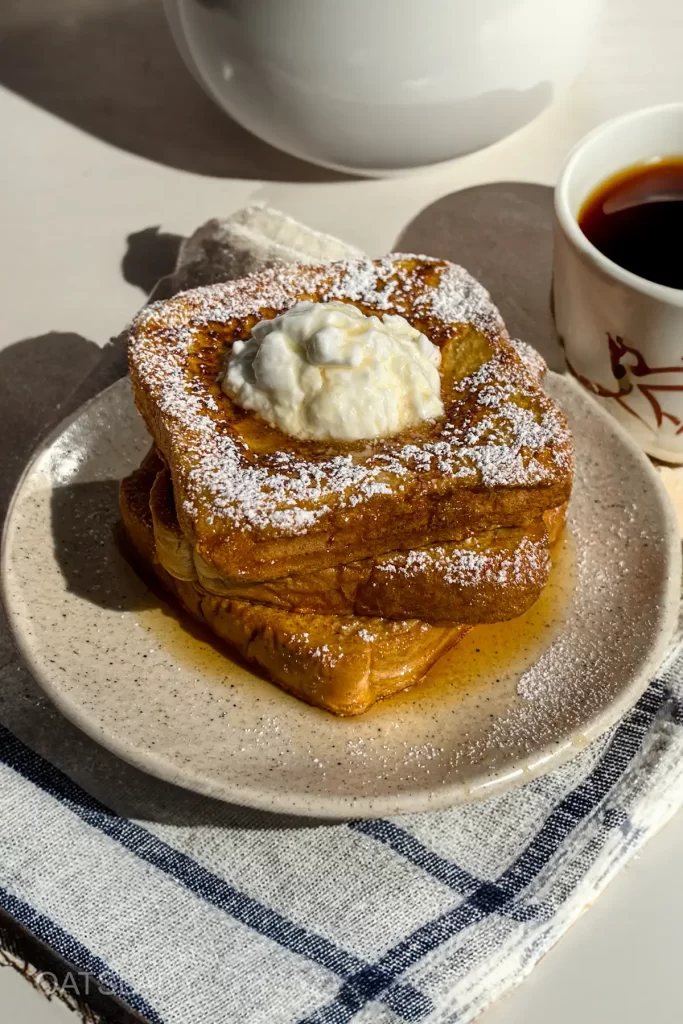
xmin=2 ymin=373 xmax=680 ymax=818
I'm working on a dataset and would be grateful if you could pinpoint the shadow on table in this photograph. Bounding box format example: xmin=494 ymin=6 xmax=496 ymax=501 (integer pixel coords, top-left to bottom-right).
xmin=122 ymin=227 xmax=184 ymax=295
xmin=395 ymin=181 xmax=564 ymax=371
xmin=0 ymin=0 xmax=353 ymax=182
xmin=0 ymin=331 xmax=102 ymax=519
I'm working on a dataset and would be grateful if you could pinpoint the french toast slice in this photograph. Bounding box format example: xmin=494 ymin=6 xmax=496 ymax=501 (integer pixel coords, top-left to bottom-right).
xmin=128 ymin=255 xmax=574 ymax=583
xmin=149 ymin=453 xmax=567 ymax=624
xmin=120 ymin=453 xmax=469 ymax=716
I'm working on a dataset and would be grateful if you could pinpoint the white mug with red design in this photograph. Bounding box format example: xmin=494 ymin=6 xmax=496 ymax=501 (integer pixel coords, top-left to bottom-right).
xmin=553 ymin=103 xmax=683 ymax=464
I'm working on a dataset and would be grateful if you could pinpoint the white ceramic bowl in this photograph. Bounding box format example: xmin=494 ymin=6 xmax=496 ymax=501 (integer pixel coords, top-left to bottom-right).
xmin=164 ymin=0 xmax=603 ymax=176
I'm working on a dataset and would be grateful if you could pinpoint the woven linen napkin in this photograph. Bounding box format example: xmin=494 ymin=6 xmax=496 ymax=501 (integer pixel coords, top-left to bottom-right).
xmin=1 ymin=207 xmax=682 ymax=1024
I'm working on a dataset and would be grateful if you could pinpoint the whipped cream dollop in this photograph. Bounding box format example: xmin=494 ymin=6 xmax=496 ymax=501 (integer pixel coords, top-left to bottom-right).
xmin=221 ymin=300 xmax=444 ymax=441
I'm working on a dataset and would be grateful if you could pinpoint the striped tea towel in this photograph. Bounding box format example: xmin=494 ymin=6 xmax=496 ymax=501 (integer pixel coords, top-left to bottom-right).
xmin=1 ymin=207 xmax=682 ymax=1024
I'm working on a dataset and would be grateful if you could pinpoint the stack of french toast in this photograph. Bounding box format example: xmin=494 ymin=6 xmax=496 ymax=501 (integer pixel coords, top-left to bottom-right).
xmin=121 ymin=255 xmax=574 ymax=715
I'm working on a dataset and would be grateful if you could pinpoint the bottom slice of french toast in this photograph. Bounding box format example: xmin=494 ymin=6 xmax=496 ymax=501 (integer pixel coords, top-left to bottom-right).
xmin=120 ymin=456 xmax=469 ymax=716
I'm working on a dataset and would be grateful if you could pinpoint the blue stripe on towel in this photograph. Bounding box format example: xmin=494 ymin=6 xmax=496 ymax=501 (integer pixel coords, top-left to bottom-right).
xmin=350 ymin=820 xmax=482 ymax=895
xmin=0 ymin=724 xmax=431 ymax=1023
xmin=0 ymin=885 xmax=164 ymax=1024
xmin=300 ymin=678 xmax=669 ymax=1024
xmin=350 ymin=820 xmax=550 ymax=922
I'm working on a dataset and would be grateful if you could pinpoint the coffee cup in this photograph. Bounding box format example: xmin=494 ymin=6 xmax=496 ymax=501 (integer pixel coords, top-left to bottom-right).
xmin=553 ymin=103 xmax=683 ymax=464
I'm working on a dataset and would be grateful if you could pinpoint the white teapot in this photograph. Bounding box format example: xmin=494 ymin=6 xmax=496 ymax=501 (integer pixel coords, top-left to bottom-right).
xmin=164 ymin=0 xmax=603 ymax=176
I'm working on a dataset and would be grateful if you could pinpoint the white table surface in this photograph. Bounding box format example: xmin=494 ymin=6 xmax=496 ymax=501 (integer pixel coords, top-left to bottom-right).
xmin=1 ymin=0 xmax=683 ymax=1020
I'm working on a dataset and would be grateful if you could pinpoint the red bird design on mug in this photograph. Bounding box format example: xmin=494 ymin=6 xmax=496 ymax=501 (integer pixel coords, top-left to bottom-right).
xmin=566 ymin=334 xmax=683 ymax=437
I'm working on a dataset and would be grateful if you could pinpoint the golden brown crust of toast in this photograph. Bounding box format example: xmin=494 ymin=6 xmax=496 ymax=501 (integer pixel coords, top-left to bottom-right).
xmin=543 ymin=503 xmax=567 ymax=546
xmin=120 ymin=456 xmax=469 ymax=716
xmin=149 ymin=453 xmax=567 ymax=624
xmin=128 ymin=255 xmax=574 ymax=582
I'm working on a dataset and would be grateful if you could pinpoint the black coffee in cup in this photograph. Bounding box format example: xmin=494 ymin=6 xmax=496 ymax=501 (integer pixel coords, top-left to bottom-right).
xmin=578 ymin=157 xmax=683 ymax=289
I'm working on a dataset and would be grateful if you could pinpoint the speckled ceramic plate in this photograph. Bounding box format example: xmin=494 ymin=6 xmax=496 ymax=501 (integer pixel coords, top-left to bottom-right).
xmin=2 ymin=374 xmax=680 ymax=817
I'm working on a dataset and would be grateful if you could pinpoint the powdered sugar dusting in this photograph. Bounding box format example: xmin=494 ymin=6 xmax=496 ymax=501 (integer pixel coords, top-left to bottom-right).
xmin=128 ymin=255 xmax=573 ymax=538
xmin=377 ymin=531 xmax=550 ymax=589
xmin=510 ymin=338 xmax=547 ymax=381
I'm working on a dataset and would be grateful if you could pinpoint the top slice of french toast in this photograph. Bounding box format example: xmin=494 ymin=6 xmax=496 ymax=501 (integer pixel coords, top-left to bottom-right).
xmin=127 ymin=255 xmax=574 ymax=582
